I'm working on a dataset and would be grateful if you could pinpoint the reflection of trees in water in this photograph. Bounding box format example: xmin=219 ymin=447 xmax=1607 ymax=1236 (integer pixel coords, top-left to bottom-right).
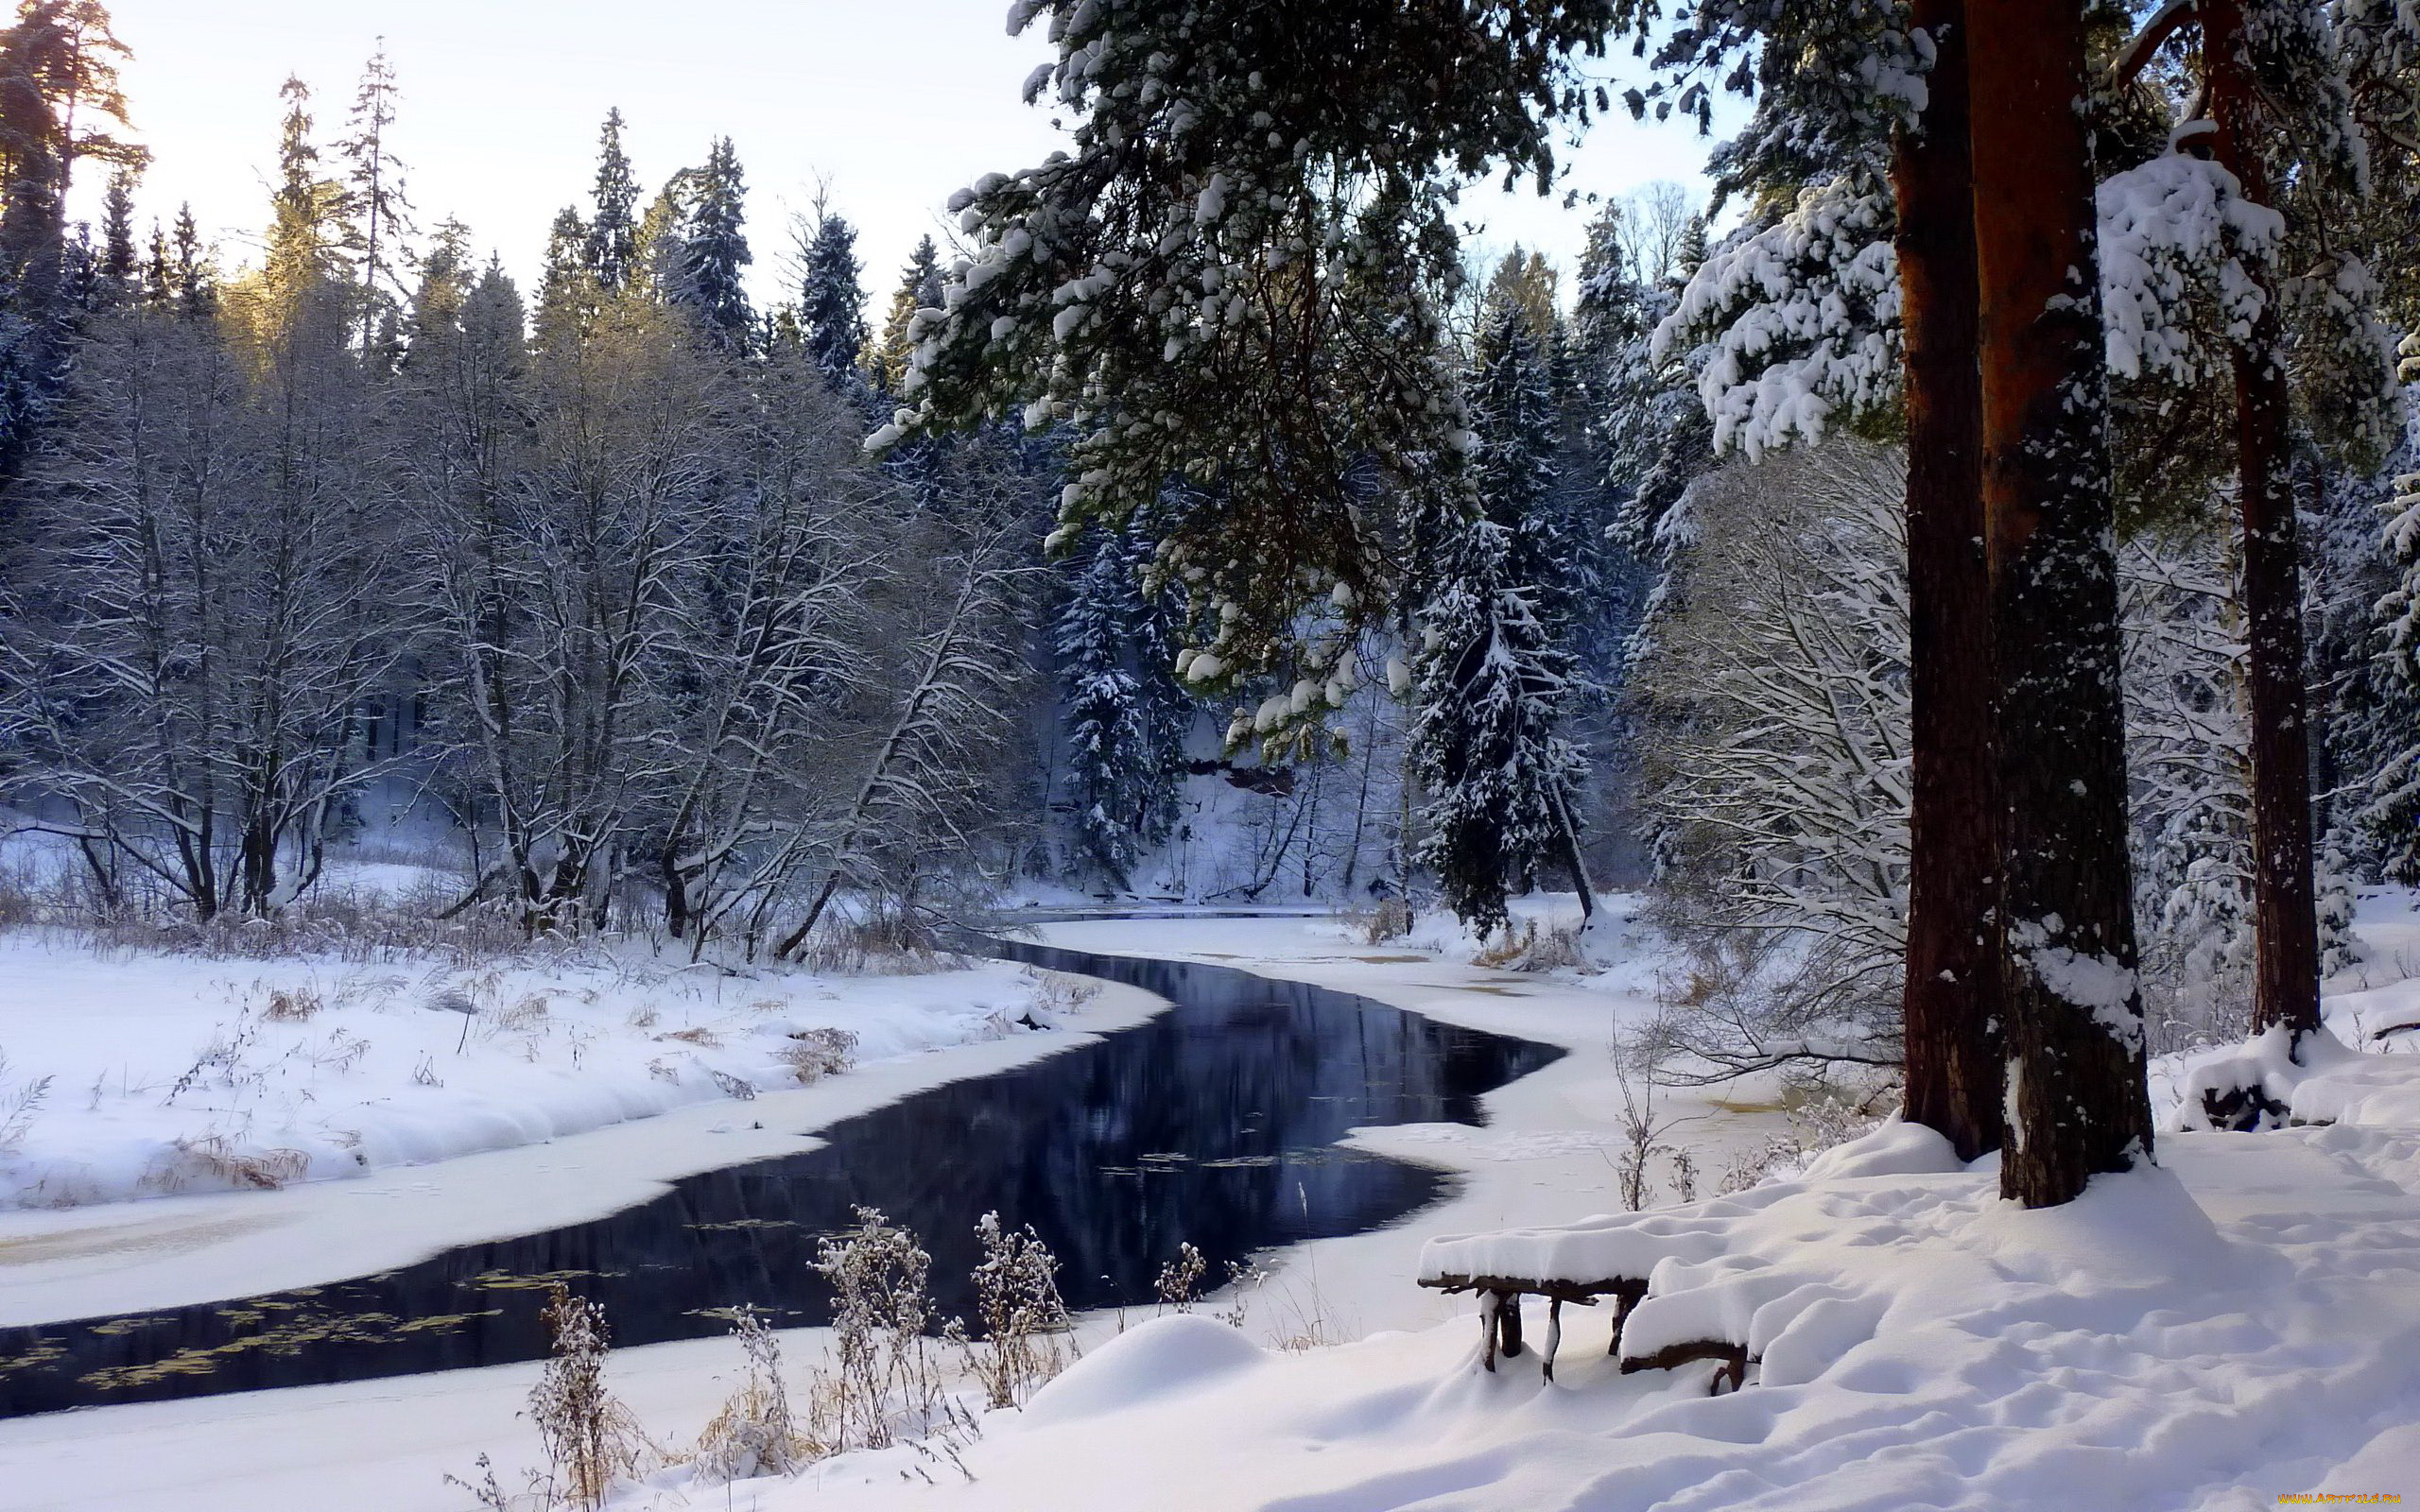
xmin=0 ymin=952 xmax=1559 ymax=1418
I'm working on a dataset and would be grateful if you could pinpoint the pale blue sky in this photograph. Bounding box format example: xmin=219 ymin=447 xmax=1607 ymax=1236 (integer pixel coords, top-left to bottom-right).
xmin=91 ymin=1 xmax=1719 ymax=306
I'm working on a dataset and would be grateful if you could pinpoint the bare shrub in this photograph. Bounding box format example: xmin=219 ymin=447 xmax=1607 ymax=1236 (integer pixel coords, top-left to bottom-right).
xmin=76 ymin=888 xmax=529 ymax=969
xmin=814 ymin=1207 xmax=941 ymax=1451
xmin=801 ymin=905 xmax=954 ymax=976
xmin=1645 ymin=924 xmax=1900 ymax=1098
xmin=1610 ymin=1026 xmax=1696 ymax=1211
xmin=1474 ymin=919 xmax=1587 ymax=972
xmin=1023 ymin=969 xmax=1101 ymax=1016
xmin=163 ymin=1019 xmax=261 ymax=1106
xmin=691 ymin=1306 xmax=810 ymax=1484
xmin=661 ymin=1026 xmax=721 ymax=1048
xmin=529 ymin=1285 xmax=650 ymax=1510
xmin=1154 ymin=1242 xmax=1208 ymax=1314
xmin=963 ymin=1212 xmax=1072 ymax=1409
xmin=778 ymin=1026 xmax=858 ymax=1085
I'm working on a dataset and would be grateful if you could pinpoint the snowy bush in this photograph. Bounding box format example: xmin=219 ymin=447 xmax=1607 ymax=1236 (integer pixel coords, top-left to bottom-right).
xmin=689 ymin=1306 xmax=809 ymax=1484
xmin=966 ymin=1211 xmax=1075 ymax=1408
xmin=813 ymin=1206 xmax=943 ymax=1451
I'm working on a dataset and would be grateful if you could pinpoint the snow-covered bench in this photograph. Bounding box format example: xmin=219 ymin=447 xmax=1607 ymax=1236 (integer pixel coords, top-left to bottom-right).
xmin=1417 ymin=1127 xmax=1979 ymax=1390
xmin=1418 ymin=1215 xmax=1747 ymax=1387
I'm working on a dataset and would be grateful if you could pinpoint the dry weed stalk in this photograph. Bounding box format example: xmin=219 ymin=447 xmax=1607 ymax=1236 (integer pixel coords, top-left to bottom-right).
xmin=966 ymin=1211 xmax=1074 ymax=1408
xmin=529 ymin=1285 xmax=651 ymax=1509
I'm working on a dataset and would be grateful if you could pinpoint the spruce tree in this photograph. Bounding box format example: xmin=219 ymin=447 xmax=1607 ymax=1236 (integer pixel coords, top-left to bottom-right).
xmin=169 ymin=202 xmax=208 ymax=318
xmin=585 ymin=108 xmax=639 ymax=294
xmin=1058 ymin=530 xmax=1184 ymax=886
xmin=95 ymin=163 xmax=133 ymax=301
xmin=139 ymin=215 xmax=165 ymax=306
xmin=799 ymin=209 xmax=865 ymax=387
xmin=2379 ymin=462 xmax=2420 ymax=882
xmin=1411 ymin=300 xmax=1593 ymax=931
xmin=1409 ymin=512 xmax=1583 ymax=936
xmin=534 ymin=205 xmax=593 ymax=349
xmin=635 ymin=170 xmax=695 ymax=303
xmin=671 ymin=136 xmax=751 ymax=353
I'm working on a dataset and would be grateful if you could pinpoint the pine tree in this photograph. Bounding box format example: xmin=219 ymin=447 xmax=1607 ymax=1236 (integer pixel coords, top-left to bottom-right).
xmin=799 ymin=208 xmax=865 ymax=387
xmin=1968 ymin=0 xmax=2153 ymax=1207
xmin=894 ymin=3 xmax=1622 ymax=701
xmin=261 ymin=77 xmax=349 ymax=306
xmin=585 ymin=108 xmax=639 ymax=294
xmin=405 ymin=217 xmax=474 ymax=356
xmin=670 ymin=136 xmax=751 ymax=353
xmin=337 ymin=43 xmax=412 ymax=359
xmin=873 ymin=234 xmax=940 ymax=396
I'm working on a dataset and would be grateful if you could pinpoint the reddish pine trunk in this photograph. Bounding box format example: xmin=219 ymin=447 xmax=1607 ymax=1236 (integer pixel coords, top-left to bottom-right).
xmin=2203 ymin=0 xmax=2324 ymax=1048
xmin=1966 ymin=0 xmax=2154 ymax=1207
xmin=1892 ymin=0 xmax=2002 ymax=1161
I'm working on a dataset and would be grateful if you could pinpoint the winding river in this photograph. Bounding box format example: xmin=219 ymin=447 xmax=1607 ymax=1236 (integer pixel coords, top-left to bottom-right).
xmin=0 ymin=939 xmax=1560 ymax=1418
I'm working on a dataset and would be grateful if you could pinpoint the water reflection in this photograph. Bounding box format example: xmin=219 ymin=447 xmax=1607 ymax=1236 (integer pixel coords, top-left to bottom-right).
xmin=0 ymin=942 xmax=1559 ymax=1418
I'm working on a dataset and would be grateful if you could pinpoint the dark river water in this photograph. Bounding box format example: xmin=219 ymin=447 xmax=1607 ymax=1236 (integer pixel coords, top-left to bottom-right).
xmin=0 ymin=940 xmax=1560 ymax=1418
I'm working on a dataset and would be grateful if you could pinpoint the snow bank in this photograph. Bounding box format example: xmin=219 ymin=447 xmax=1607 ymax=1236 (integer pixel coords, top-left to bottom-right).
xmin=1020 ymin=1314 xmax=1267 ymax=1426
xmin=0 ymin=932 xmax=1062 ymax=1210
xmin=653 ymin=1117 xmax=2420 ymax=1512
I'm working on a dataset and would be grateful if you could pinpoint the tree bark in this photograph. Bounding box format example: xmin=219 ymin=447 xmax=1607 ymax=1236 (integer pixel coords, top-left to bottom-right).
xmin=2202 ymin=0 xmax=2325 ymax=1049
xmin=1967 ymin=0 xmax=2155 ymax=1207
xmin=1891 ymin=0 xmax=2002 ymax=1161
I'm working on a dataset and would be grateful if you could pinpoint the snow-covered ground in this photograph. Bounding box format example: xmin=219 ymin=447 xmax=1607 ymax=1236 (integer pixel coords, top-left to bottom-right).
xmin=8 ymin=897 xmax=2420 ymax=1510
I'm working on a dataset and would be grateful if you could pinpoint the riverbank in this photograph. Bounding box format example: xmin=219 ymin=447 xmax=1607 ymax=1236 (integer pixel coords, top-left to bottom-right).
xmin=0 ymin=931 xmax=1163 ymax=1328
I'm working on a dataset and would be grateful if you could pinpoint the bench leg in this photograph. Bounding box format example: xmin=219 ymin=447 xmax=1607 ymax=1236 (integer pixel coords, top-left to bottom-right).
xmin=1478 ymin=1291 xmax=1499 ymax=1373
xmin=1496 ymin=1291 xmax=1524 ymax=1358
xmin=1543 ymin=1297 xmax=1563 ymax=1383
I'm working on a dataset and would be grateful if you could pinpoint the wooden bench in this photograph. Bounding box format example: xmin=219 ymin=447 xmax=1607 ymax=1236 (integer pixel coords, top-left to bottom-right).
xmin=1419 ymin=1271 xmax=1751 ymax=1391
xmin=1417 ymin=1271 xmax=1649 ymax=1381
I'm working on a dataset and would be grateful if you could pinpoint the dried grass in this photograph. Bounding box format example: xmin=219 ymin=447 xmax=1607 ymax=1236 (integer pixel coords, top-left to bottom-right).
xmin=1333 ymin=896 xmax=1413 ymax=945
xmin=777 ymin=1026 xmax=858 ymax=1085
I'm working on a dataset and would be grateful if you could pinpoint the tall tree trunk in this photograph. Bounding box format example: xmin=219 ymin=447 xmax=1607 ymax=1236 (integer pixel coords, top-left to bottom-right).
xmin=1551 ymin=782 xmax=1597 ymax=923
xmin=1892 ymin=0 xmax=2002 ymax=1161
xmin=1967 ymin=0 xmax=2155 ymax=1207
xmin=2203 ymin=0 xmax=2324 ymax=1049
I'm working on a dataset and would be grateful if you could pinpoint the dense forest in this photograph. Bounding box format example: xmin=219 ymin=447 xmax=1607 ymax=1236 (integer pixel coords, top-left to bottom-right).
xmin=0 ymin=0 xmax=2414 ymax=1212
